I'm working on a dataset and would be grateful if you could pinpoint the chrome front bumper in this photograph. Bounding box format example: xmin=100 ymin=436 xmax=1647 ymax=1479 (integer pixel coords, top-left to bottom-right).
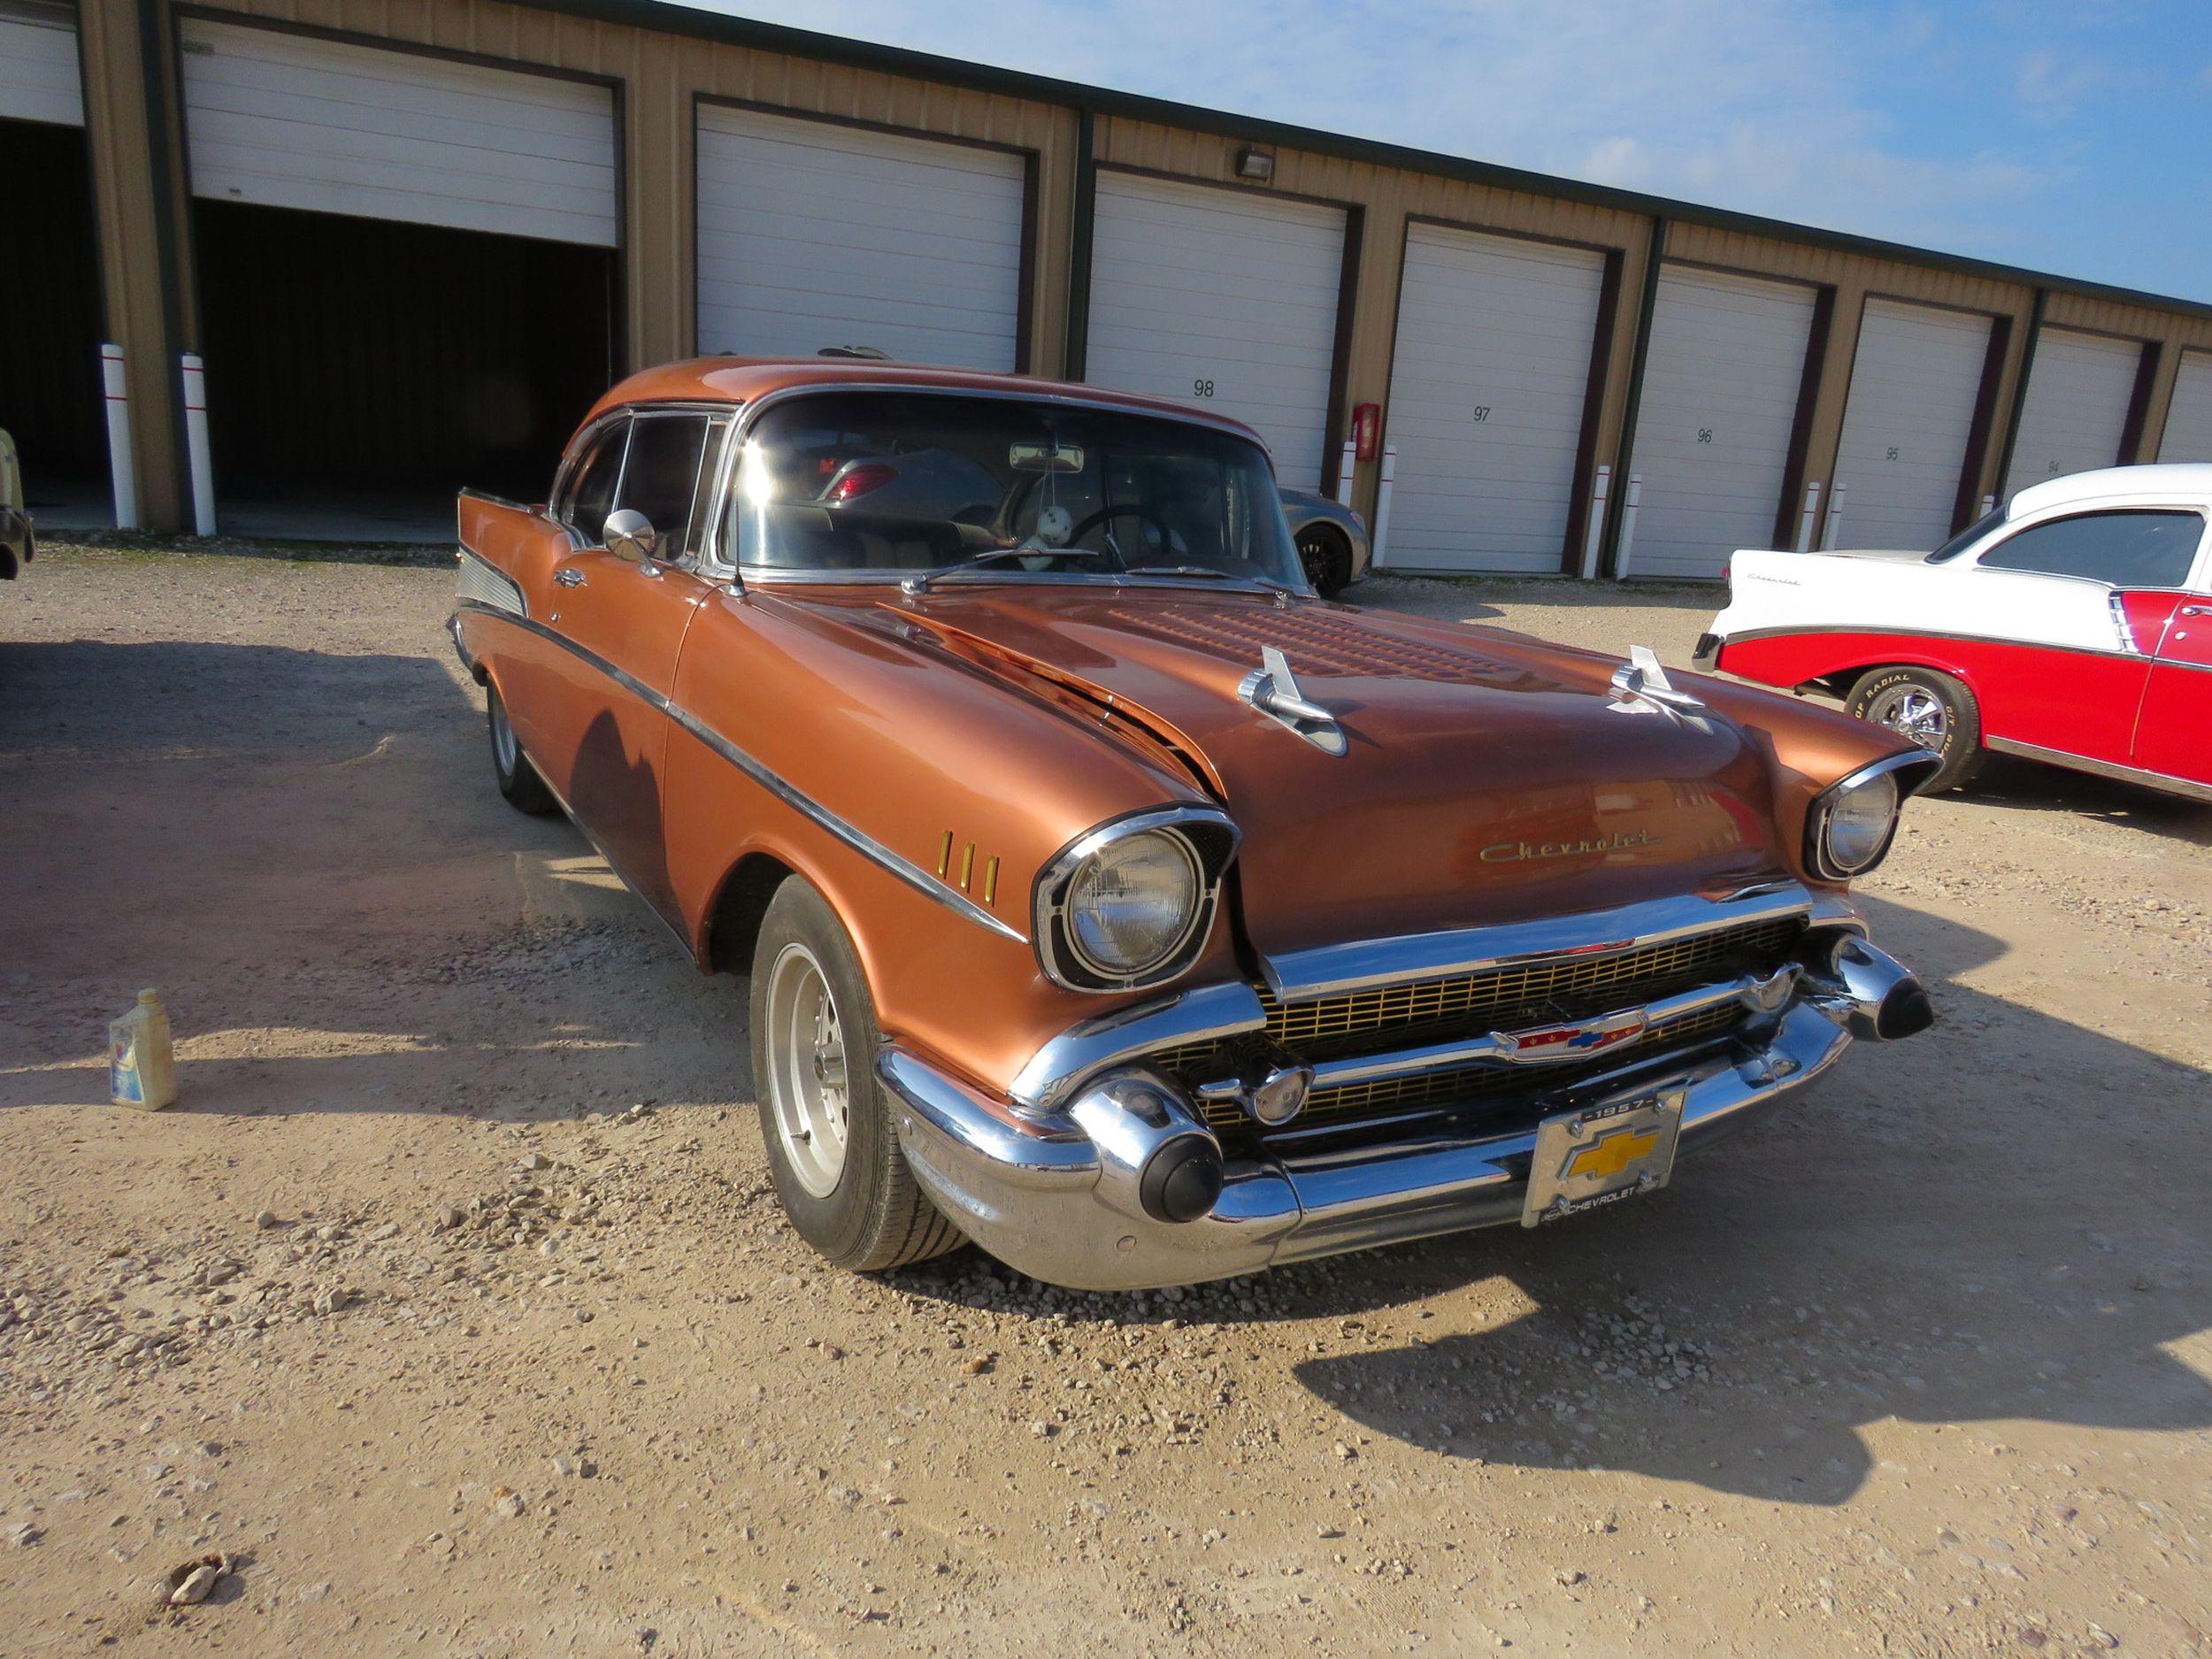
xmin=884 ymin=996 xmax=1865 ymax=1292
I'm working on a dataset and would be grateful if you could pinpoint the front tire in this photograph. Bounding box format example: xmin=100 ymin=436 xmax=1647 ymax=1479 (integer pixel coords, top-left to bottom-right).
xmin=750 ymin=878 xmax=962 ymax=1273
xmin=488 ymin=681 xmax=559 ymax=815
xmin=1847 ymin=666 xmax=1983 ymax=792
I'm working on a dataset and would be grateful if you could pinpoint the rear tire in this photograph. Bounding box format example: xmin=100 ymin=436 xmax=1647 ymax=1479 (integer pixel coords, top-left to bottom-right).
xmin=1847 ymin=665 xmax=1983 ymax=792
xmin=1297 ymin=525 xmax=1354 ymax=598
xmin=488 ymin=681 xmax=559 ymax=815
xmin=750 ymin=878 xmax=962 ymax=1274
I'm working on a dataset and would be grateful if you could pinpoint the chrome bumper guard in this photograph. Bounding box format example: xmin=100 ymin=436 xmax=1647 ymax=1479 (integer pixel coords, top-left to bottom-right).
xmin=885 ymin=930 xmax=1919 ymax=1290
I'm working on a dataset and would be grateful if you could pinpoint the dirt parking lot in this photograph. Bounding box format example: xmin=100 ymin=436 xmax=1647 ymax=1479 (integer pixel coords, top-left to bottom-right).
xmin=3 ymin=543 xmax=2208 ymax=1658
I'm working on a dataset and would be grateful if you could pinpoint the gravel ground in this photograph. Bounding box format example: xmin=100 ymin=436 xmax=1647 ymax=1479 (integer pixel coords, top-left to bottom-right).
xmin=2 ymin=542 xmax=2208 ymax=1658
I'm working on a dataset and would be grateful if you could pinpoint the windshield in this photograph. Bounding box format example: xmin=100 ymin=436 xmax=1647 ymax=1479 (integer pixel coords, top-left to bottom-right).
xmin=1926 ymin=505 xmax=2006 ymax=563
xmin=723 ymin=391 xmax=1306 ymax=588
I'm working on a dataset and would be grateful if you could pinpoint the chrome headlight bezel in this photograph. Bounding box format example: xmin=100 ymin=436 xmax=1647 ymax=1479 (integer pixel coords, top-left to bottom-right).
xmin=1033 ymin=807 xmax=1240 ymax=993
xmin=1807 ymin=750 xmax=1937 ymax=880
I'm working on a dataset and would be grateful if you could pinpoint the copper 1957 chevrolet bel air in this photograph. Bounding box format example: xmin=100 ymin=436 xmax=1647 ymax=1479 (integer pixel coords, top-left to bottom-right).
xmin=450 ymin=359 xmax=1939 ymax=1291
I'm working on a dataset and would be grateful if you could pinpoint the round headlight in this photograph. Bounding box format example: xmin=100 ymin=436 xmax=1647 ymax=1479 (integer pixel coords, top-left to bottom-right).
xmin=1064 ymin=829 xmax=1203 ymax=979
xmin=1821 ymin=769 xmax=1901 ymax=874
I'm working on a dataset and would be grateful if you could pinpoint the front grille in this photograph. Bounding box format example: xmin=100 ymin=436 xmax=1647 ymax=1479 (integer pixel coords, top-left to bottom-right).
xmin=1157 ymin=915 xmax=1805 ymax=1136
xmin=1285 ymin=1001 xmax=1743 ymax=1129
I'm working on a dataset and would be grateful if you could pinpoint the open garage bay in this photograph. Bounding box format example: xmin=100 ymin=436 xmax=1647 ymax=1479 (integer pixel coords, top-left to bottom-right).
xmin=1 ymin=547 xmax=2208 ymax=1655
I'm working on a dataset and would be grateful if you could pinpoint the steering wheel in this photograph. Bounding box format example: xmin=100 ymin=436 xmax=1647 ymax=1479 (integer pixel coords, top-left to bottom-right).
xmin=1064 ymin=504 xmax=1178 ymax=561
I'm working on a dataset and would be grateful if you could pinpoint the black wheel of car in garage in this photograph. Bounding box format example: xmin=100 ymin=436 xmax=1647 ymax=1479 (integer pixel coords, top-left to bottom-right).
xmin=1296 ymin=525 xmax=1354 ymax=598
xmin=1847 ymin=666 xmax=1983 ymax=793
xmin=487 ymin=681 xmax=560 ymax=816
xmin=750 ymin=878 xmax=964 ymax=1273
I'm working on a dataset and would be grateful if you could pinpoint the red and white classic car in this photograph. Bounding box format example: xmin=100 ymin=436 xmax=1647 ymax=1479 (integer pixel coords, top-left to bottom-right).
xmin=1697 ymin=465 xmax=2212 ymax=800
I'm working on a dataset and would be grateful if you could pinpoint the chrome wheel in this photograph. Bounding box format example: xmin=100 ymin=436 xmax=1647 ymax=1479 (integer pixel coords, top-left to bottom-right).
xmin=1864 ymin=681 xmax=1948 ymax=751
xmin=490 ymin=695 xmax=519 ymax=775
xmin=764 ymin=942 xmax=850 ymax=1199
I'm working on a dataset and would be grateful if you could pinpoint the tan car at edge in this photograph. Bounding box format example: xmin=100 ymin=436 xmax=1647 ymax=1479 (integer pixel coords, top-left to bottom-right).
xmin=451 ymin=358 xmax=1939 ymax=1291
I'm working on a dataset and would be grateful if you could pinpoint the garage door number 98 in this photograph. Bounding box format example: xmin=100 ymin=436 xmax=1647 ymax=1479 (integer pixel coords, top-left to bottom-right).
xmin=1192 ymin=379 xmax=1216 ymax=398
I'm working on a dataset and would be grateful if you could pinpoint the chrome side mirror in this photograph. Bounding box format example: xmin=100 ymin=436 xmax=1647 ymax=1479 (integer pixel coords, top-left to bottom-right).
xmin=603 ymin=508 xmax=659 ymax=564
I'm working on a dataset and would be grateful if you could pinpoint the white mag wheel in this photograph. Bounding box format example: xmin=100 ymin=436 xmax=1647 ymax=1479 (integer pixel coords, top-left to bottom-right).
xmin=764 ymin=941 xmax=851 ymax=1199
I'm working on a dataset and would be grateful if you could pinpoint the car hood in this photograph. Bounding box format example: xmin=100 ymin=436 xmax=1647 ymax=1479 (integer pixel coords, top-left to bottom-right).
xmin=837 ymin=587 xmax=1793 ymax=960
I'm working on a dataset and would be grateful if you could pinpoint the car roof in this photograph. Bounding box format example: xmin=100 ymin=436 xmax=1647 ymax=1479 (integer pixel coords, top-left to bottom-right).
xmin=585 ymin=357 xmax=1268 ymax=449
xmin=2009 ymin=462 xmax=2212 ymax=519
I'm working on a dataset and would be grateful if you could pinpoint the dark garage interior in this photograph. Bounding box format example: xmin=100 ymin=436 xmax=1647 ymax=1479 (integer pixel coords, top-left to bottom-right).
xmin=0 ymin=115 xmax=106 ymax=511
xmin=191 ymin=200 xmax=617 ymax=531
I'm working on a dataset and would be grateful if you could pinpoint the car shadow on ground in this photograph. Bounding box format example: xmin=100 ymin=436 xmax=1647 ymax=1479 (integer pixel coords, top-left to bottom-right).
xmin=1278 ymin=893 xmax=2212 ymax=1504
xmin=1957 ymin=754 xmax=2212 ymax=848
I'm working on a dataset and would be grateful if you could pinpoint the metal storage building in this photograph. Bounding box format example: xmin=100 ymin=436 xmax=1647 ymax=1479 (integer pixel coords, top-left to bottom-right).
xmin=4 ymin=0 xmax=2208 ymax=566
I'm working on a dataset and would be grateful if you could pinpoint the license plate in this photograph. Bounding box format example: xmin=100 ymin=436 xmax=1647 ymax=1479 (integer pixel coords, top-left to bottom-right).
xmin=1520 ymin=1088 xmax=1685 ymax=1227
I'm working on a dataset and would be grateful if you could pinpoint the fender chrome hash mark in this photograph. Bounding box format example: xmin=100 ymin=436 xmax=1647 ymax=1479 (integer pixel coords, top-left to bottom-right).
xmin=452 ymin=602 xmax=1028 ymax=943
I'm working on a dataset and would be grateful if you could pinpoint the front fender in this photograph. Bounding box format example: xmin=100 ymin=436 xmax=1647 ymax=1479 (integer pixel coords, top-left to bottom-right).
xmin=660 ymin=587 xmax=1245 ymax=1099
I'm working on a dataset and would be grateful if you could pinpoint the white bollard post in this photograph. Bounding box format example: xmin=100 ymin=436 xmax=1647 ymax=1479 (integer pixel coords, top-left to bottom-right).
xmin=1794 ymin=480 xmax=1823 ymax=552
xmin=181 ymin=354 xmax=217 ymax=538
xmin=101 ymin=343 xmax=138 ymax=531
xmin=1612 ymin=472 xmax=1642 ymax=579
xmin=1370 ymin=445 xmax=1397 ymax=570
xmin=1334 ymin=438 xmax=1357 ymax=509
xmin=1578 ymin=464 xmax=1611 ymax=580
xmin=1978 ymin=493 xmax=1996 ymax=518
xmin=1821 ymin=481 xmax=1847 ymax=550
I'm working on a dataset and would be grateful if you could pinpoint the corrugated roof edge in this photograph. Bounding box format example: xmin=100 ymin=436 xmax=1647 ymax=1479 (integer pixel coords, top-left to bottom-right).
xmin=535 ymin=0 xmax=2212 ymax=326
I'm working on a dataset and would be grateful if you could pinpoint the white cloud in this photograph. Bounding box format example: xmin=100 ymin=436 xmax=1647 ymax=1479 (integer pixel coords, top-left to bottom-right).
xmin=673 ymin=0 xmax=2053 ymax=254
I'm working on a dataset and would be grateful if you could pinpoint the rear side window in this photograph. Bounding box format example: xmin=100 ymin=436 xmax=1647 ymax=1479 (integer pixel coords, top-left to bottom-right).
xmin=1976 ymin=510 xmax=2204 ymax=588
xmin=563 ymin=421 xmax=628 ymax=544
xmin=615 ymin=415 xmax=714 ymax=557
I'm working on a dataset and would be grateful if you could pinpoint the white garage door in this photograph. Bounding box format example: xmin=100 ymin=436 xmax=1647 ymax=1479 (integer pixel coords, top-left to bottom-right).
xmin=1832 ymin=299 xmax=1994 ymax=551
xmin=179 ymin=19 xmax=617 ymax=247
xmin=2157 ymin=351 xmax=2212 ymax=463
xmin=0 ymin=0 xmax=81 ymax=127
xmin=1085 ymin=173 xmax=1345 ymax=488
xmin=1624 ymin=265 xmax=1816 ymax=579
xmin=696 ymin=107 xmax=1025 ymax=372
xmin=1382 ymin=225 xmax=1606 ymax=572
xmin=2003 ymin=327 xmax=2140 ymax=496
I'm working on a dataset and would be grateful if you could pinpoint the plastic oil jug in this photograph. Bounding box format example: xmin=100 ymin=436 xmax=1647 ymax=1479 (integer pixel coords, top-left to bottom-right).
xmin=109 ymin=989 xmax=179 ymax=1110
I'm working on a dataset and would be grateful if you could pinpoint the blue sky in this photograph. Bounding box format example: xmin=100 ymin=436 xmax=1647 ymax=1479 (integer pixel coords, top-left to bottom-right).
xmin=681 ymin=0 xmax=2212 ymax=302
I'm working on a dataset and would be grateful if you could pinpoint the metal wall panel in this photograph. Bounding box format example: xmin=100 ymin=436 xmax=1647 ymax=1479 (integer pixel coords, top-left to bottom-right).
xmin=0 ymin=0 xmax=81 ymax=126
xmin=2156 ymin=351 xmax=2212 ymax=462
xmin=1624 ymin=265 xmax=1816 ymax=578
xmin=1832 ymin=298 xmax=1993 ymax=550
xmin=696 ymin=104 xmax=1025 ymax=371
xmin=1082 ymin=172 xmax=1346 ymax=488
xmin=1382 ymin=223 xmax=1607 ymax=572
xmin=178 ymin=18 xmax=618 ymax=246
xmin=2004 ymin=327 xmax=2140 ymax=495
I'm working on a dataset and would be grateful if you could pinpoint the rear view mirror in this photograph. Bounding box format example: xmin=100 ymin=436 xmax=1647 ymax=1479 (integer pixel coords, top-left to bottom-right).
xmin=603 ymin=508 xmax=659 ymax=563
xmin=1010 ymin=441 xmax=1085 ymax=474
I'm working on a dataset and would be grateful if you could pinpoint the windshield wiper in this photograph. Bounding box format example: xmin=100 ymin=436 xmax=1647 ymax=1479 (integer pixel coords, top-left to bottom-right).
xmin=1122 ymin=566 xmax=1295 ymax=594
xmin=900 ymin=546 xmax=1112 ymax=595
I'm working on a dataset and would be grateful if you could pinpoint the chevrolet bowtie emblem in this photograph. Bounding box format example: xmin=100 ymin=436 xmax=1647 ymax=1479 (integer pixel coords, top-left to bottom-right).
xmin=1563 ymin=1125 xmax=1661 ymax=1181
xmin=1491 ymin=1008 xmax=1649 ymax=1064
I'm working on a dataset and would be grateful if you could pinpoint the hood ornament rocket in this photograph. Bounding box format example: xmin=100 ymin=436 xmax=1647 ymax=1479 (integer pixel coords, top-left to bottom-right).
xmin=1238 ymin=645 xmax=1348 ymax=757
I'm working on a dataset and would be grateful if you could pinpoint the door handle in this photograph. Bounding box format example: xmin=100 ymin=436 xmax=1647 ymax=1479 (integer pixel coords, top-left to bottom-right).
xmin=2181 ymin=604 xmax=2209 ymax=618
xmin=555 ymin=570 xmax=587 ymax=588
